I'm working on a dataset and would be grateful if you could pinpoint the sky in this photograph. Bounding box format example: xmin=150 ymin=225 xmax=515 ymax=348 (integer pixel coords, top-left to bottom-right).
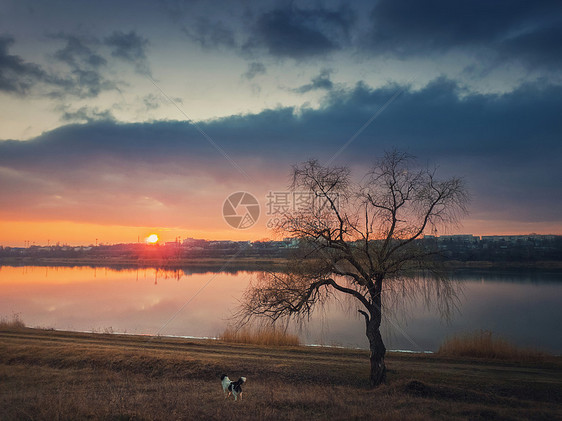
xmin=0 ymin=0 xmax=561 ymax=246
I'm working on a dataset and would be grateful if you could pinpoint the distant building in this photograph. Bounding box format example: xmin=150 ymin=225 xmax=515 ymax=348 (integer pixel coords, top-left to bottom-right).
xmin=438 ymin=234 xmax=479 ymax=242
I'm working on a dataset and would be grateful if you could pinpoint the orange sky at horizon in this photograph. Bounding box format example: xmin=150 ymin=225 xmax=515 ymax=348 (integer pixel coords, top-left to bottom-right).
xmin=1 ymin=218 xmax=560 ymax=247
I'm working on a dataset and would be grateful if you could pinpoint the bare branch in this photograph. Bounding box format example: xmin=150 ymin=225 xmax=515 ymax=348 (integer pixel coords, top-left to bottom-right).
xmin=236 ymin=150 xmax=469 ymax=387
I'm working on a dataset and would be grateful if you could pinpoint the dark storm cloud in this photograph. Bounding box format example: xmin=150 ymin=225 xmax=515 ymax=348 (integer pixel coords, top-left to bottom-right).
xmin=244 ymin=5 xmax=355 ymax=59
xmin=2 ymin=78 xmax=560 ymax=162
xmin=59 ymin=106 xmax=115 ymax=123
xmin=316 ymin=77 xmax=561 ymax=165
xmin=499 ymin=24 xmax=562 ymax=70
xmin=0 ymin=35 xmax=49 ymax=95
xmin=52 ymin=34 xmax=106 ymax=69
xmin=162 ymin=0 xmax=561 ymax=72
xmin=366 ymin=0 xmax=562 ymax=69
xmin=0 ymin=30 xmax=151 ymax=99
xmin=0 ymin=120 xmax=216 ymax=172
xmin=50 ymin=33 xmax=115 ymax=98
xmin=104 ymin=30 xmax=151 ymax=74
xmin=51 ymin=31 xmax=151 ymax=96
xmin=1 ymin=77 xmax=560 ymax=222
xmin=291 ymin=69 xmax=333 ymax=93
xmin=0 ymin=33 xmax=109 ymax=98
xmin=0 ymin=32 xmax=115 ymax=99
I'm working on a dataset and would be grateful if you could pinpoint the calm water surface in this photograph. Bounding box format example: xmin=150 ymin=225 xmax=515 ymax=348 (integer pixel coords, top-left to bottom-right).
xmin=1 ymin=265 xmax=561 ymax=353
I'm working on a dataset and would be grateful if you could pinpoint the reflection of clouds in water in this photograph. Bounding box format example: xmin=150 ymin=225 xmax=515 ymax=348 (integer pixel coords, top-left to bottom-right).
xmin=0 ymin=266 xmax=252 ymax=336
xmin=1 ymin=266 xmax=561 ymax=352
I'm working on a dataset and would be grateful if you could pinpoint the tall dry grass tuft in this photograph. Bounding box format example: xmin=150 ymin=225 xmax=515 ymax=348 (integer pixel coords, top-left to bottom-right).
xmin=438 ymin=330 xmax=548 ymax=361
xmin=0 ymin=313 xmax=26 ymax=330
xmin=220 ymin=326 xmax=300 ymax=347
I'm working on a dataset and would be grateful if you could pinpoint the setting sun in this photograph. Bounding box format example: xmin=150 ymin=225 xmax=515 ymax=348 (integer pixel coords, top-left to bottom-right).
xmin=145 ymin=234 xmax=159 ymax=244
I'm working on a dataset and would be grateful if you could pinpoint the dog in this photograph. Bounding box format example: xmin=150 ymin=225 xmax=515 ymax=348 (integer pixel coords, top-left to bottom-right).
xmin=220 ymin=374 xmax=247 ymax=401
xmin=220 ymin=374 xmax=231 ymax=397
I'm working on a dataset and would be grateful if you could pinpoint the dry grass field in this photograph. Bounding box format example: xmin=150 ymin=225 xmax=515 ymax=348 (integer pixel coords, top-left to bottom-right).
xmin=439 ymin=330 xmax=550 ymax=361
xmin=1 ymin=326 xmax=561 ymax=420
xmin=219 ymin=326 xmax=301 ymax=347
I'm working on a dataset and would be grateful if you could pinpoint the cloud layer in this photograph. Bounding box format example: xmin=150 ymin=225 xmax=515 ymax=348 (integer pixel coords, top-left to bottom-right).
xmin=0 ymin=30 xmax=150 ymax=99
xmin=1 ymin=78 xmax=560 ymax=230
xmin=1 ymin=0 xmax=561 ymax=239
xmin=366 ymin=0 xmax=562 ymax=70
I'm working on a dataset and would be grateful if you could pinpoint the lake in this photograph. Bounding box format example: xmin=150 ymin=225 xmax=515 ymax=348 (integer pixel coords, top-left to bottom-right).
xmin=1 ymin=265 xmax=561 ymax=353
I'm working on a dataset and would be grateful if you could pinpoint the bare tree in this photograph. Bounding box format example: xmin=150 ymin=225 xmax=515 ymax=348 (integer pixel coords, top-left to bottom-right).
xmin=238 ymin=150 xmax=469 ymax=387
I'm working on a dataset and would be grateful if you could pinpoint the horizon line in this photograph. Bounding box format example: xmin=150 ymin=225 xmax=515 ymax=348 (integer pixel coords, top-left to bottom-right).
xmin=3 ymin=232 xmax=561 ymax=248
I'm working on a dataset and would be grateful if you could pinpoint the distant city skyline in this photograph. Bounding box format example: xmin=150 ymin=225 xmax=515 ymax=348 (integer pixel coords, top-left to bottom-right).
xmin=3 ymin=231 xmax=560 ymax=248
xmin=1 ymin=1 xmax=561 ymax=246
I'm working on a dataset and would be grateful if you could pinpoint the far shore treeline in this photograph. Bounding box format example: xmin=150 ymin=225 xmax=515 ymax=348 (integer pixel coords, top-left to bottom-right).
xmin=1 ymin=234 xmax=561 ymax=268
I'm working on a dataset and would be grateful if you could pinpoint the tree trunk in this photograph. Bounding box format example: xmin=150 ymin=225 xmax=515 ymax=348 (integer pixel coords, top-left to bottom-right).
xmin=364 ymin=277 xmax=386 ymax=387
xmin=366 ymin=318 xmax=386 ymax=387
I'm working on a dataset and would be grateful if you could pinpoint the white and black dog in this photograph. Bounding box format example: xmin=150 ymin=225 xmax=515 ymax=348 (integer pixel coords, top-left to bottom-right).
xmin=220 ymin=374 xmax=247 ymax=401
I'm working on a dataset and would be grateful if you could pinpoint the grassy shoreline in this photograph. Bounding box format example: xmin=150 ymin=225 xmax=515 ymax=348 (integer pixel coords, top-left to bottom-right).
xmin=2 ymin=256 xmax=562 ymax=270
xmin=1 ymin=327 xmax=561 ymax=420
xmin=0 ymin=256 xmax=290 ymax=271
